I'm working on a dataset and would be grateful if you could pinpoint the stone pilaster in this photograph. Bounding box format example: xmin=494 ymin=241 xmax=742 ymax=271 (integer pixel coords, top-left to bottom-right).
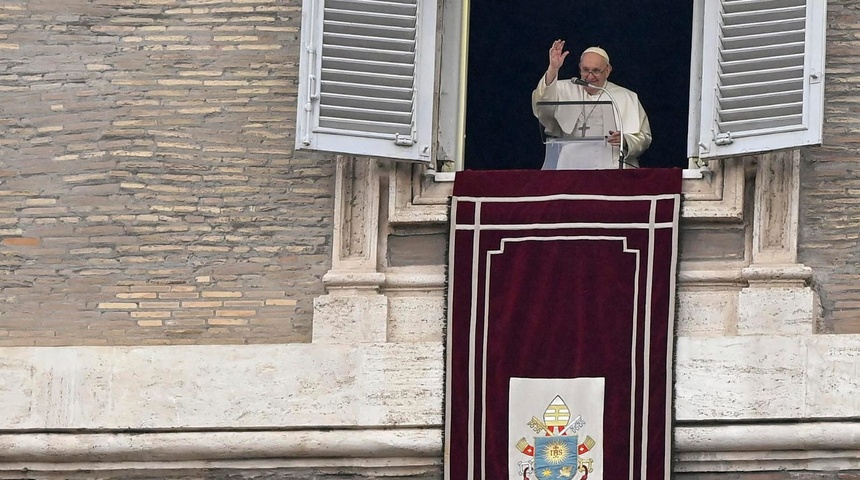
xmin=313 ymin=157 xmax=388 ymax=343
xmin=738 ymin=150 xmax=817 ymax=335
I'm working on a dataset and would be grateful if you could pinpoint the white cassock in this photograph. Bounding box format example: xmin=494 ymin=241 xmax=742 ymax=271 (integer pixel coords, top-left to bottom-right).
xmin=532 ymin=77 xmax=652 ymax=170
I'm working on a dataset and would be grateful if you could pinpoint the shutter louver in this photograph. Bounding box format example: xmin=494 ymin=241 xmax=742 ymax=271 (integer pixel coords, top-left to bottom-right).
xmin=297 ymin=0 xmax=434 ymax=162
xmin=716 ymin=0 xmax=807 ymax=137
xmin=319 ymin=0 xmax=418 ymax=140
xmin=696 ymin=0 xmax=824 ymax=158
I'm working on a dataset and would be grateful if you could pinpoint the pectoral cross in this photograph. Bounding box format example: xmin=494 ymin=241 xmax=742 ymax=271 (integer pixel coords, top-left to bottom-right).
xmin=577 ymin=121 xmax=590 ymax=137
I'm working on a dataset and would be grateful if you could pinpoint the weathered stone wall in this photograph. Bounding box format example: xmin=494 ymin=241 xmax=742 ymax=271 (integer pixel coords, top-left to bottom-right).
xmin=800 ymin=1 xmax=860 ymax=334
xmin=8 ymin=467 xmax=860 ymax=480
xmin=0 ymin=0 xmax=332 ymax=346
xmin=1 ymin=469 xmax=444 ymax=479
xmin=677 ymin=473 xmax=860 ymax=480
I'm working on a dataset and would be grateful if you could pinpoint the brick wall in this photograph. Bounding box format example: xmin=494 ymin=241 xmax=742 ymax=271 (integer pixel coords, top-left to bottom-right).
xmin=800 ymin=1 xmax=860 ymax=334
xmin=0 ymin=0 xmax=333 ymax=345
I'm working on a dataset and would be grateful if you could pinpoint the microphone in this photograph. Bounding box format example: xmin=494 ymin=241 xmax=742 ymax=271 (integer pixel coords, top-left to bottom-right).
xmin=570 ymin=77 xmax=627 ymax=169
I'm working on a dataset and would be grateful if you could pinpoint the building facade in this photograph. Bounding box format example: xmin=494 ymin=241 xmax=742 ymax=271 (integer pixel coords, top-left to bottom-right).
xmin=0 ymin=0 xmax=858 ymax=479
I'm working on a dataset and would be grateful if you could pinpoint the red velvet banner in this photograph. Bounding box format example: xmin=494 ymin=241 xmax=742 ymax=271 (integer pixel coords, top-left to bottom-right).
xmin=445 ymin=169 xmax=682 ymax=480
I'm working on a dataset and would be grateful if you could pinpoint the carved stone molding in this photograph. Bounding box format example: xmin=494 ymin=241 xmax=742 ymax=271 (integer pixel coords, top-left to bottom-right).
xmin=390 ymin=158 xmax=749 ymax=227
xmin=740 ymin=149 xmax=812 ymax=286
xmin=388 ymin=162 xmax=451 ymax=226
xmin=326 ymin=156 xmax=382 ymax=285
xmin=0 ymin=429 xmax=443 ymax=476
xmin=316 ymin=156 xmax=389 ymax=342
xmin=736 ymin=150 xmax=817 ymax=333
xmin=750 ymin=150 xmax=801 ymax=265
xmin=680 ymin=157 xmax=745 ymax=220
xmin=674 ymin=422 xmax=860 ymax=472
xmin=2 ymin=422 xmax=858 ymax=474
xmin=0 ymin=429 xmax=442 ymax=463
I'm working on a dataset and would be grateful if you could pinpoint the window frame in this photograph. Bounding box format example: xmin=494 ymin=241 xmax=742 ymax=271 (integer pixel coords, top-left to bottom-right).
xmin=296 ymin=0 xmax=826 ymax=168
xmin=295 ymin=0 xmax=437 ymax=163
xmin=695 ymin=0 xmax=826 ymax=159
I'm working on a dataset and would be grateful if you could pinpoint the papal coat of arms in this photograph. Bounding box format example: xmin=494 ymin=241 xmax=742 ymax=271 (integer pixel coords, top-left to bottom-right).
xmin=515 ymin=395 xmax=597 ymax=480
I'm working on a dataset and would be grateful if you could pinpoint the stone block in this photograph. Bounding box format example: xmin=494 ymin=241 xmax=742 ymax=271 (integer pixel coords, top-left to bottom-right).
xmin=675 ymin=336 xmax=806 ymax=421
xmin=387 ymin=296 xmax=445 ymax=342
xmin=313 ymin=294 xmax=387 ymax=343
xmin=738 ymin=286 xmax=816 ymax=335
xmin=0 ymin=343 xmax=444 ymax=430
xmin=676 ymin=290 xmax=738 ymax=336
xmin=805 ymin=335 xmax=860 ymax=417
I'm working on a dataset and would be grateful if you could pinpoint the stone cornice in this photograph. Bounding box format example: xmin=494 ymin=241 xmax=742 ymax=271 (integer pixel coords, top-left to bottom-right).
xmin=674 ymin=422 xmax=860 ymax=472
xmin=1 ymin=423 xmax=858 ymax=473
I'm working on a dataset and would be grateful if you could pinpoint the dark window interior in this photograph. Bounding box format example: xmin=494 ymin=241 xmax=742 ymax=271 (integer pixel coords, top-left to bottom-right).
xmin=464 ymin=1 xmax=694 ymax=170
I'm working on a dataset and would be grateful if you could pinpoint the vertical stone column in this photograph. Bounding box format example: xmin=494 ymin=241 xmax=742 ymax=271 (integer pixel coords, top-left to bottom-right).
xmin=738 ymin=150 xmax=817 ymax=334
xmin=313 ymin=156 xmax=388 ymax=343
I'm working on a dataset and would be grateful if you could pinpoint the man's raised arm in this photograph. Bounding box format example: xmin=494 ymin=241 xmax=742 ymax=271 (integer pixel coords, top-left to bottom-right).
xmin=544 ymin=39 xmax=569 ymax=86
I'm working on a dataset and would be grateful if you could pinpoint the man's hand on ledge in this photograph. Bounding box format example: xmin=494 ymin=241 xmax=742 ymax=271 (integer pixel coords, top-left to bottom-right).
xmin=606 ymin=130 xmax=621 ymax=147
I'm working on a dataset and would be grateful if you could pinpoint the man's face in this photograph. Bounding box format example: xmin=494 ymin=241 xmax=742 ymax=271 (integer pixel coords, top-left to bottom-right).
xmin=579 ymin=52 xmax=611 ymax=88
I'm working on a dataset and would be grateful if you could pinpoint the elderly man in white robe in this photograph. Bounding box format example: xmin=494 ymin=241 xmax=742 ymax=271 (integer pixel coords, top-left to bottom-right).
xmin=532 ymin=41 xmax=652 ymax=170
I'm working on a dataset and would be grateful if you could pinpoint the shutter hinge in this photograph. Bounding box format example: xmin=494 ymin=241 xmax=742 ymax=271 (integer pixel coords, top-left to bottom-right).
xmin=300 ymin=73 xmax=318 ymax=146
xmin=714 ymin=132 xmax=734 ymax=146
xmin=394 ymin=134 xmax=414 ymax=146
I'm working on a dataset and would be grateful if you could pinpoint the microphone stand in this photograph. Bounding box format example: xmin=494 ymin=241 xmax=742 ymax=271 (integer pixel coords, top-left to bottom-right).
xmin=572 ymin=78 xmax=626 ymax=169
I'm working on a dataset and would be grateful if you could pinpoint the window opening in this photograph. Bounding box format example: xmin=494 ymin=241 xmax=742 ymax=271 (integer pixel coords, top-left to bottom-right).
xmin=462 ymin=1 xmax=694 ymax=170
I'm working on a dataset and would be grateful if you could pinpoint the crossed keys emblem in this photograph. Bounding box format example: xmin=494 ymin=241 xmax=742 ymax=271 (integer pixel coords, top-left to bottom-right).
xmin=514 ymin=395 xmax=597 ymax=479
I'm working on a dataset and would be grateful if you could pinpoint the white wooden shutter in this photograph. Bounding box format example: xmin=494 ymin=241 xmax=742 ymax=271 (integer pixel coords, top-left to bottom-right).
xmin=696 ymin=0 xmax=825 ymax=158
xmin=296 ymin=0 xmax=436 ymax=162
